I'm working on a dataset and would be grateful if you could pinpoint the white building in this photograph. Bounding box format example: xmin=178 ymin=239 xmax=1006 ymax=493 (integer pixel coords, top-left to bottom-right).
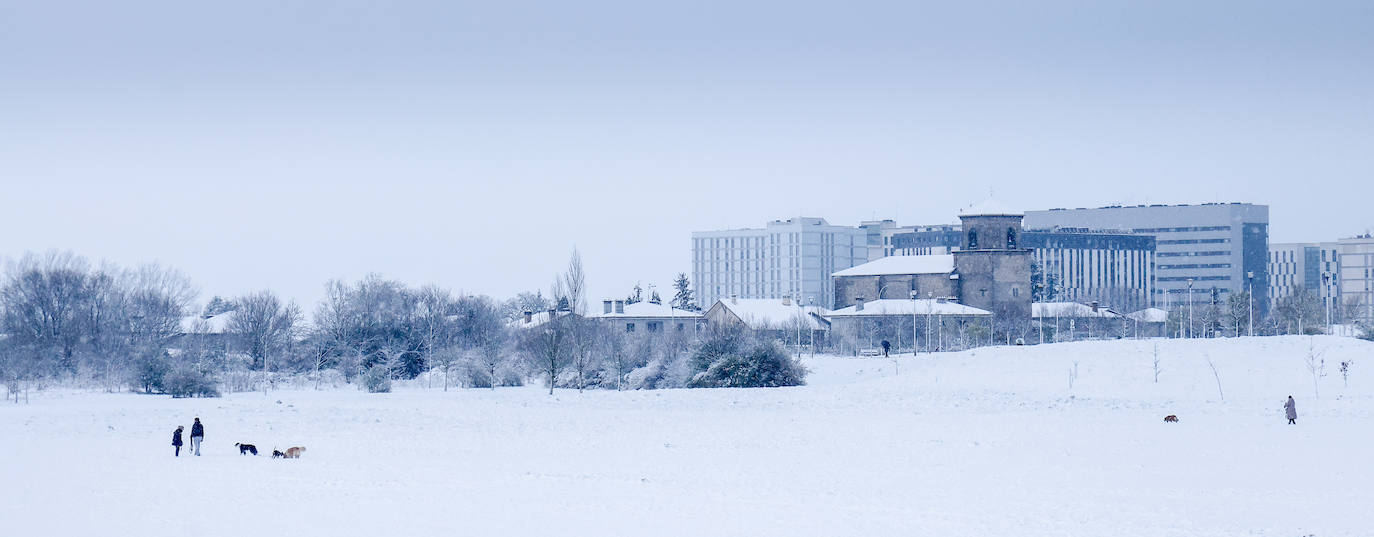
xmin=1024 ymin=203 xmax=1269 ymax=311
xmin=590 ymin=299 xmax=703 ymax=334
xmin=1337 ymin=234 xmax=1374 ymax=323
xmin=692 ymin=217 xmax=867 ymax=309
xmin=1268 ymin=242 xmax=1341 ymax=317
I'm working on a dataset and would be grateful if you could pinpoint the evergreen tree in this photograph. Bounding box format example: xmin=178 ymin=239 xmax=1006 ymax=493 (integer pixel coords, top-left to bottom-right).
xmin=1030 ymin=262 xmax=1059 ymax=302
xmin=672 ymin=273 xmax=695 ymax=310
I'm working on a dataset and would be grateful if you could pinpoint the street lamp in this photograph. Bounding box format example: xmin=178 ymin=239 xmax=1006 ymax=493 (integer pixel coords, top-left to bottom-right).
xmin=1187 ymin=278 xmax=1194 ymax=339
xmin=1246 ymin=271 xmax=1254 ymax=337
xmin=910 ymin=289 xmax=918 ymax=356
xmin=1322 ymin=272 xmax=1332 ymax=334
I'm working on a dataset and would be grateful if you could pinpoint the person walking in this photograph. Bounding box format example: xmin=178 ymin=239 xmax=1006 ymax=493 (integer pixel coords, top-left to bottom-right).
xmin=190 ymin=417 xmax=205 ymax=456
xmin=1285 ymin=396 xmax=1297 ymax=425
xmin=880 ymin=340 xmax=891 ymax=358
xmin=172 ymin=426 xmax=184 ymax=457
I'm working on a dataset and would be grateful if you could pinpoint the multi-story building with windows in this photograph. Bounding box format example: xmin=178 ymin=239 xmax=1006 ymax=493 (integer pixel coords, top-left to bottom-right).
xmin=1024 ymin=203 xmax=1269 ymax=313
xmin=885 ymin=227 xmax=1156 ymax=312
xmin=1269 ymin=242 xmax=1341 ymax=318
xmin=692 ymin=217 xmax=867 ymax=310
xmin=1337 ymin=234 xmax=1374 ymax=323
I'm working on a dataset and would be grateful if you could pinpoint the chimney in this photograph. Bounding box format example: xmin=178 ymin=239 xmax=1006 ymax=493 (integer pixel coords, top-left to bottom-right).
xmin=604 ymin=300 xmax=612 ymax=314
xmin=615 ymin=300 xmax=625 ymax=314
xmin=855 ymin=296 xmax=864 ymax=312
xmin=781 ymin=296 xmax=792 ymax=306
xmin=1090 ymin=301 xmax=1099 ymax=313
xmin=523 ymin=311 xmax=532 ymax=324
xmin=731 ymin=294 xmax=738 ymax=305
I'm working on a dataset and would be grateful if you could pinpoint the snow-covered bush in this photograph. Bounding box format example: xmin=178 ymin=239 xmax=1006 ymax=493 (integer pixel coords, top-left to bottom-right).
xmin=687 ymin=328 xmax=806 ymax=388
xmin=689 ymin=340 xmax=806 ymax=388
xmin=162 ymin=367 xmax=220 ymax=398
xmin=362 ymin=366 xmax=392 ymax=393
xmin=130 ymin=353 xmax=170 ymax=394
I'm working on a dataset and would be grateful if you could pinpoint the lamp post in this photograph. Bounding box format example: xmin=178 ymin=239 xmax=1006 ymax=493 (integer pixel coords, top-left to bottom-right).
xmin=1187 ymin=279 xmax=1194 ymax=339
xmin=910 ymin=290 xmax=919 ymax=357
xmin=1246 ymin=271 xmax=1254 ymax=337
xmin=1322 ymin=272 xmax=1332 ymax=334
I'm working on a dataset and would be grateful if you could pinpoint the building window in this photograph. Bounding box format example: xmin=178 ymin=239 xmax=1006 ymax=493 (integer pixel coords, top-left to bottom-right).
xmin=626 ymin=323 xmax=635 ymax=332
xmin=647 ymin=322 xmax=661 ymax=333
xmin=968 ymin=229 xmax=979 ymax=250
xmin=1007 ymin=228 xmax=1017 ymax=249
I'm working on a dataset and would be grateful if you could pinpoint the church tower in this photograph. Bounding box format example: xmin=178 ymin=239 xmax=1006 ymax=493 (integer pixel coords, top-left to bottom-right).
xmin=953 ymin=200 xmax=1033 ymax=320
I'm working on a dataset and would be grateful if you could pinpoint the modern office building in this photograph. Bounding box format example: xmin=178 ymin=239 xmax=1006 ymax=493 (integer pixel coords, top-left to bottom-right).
xmin=887 ymin=227 xmax=1156 ymax=312
xmin=1337 ymin=234 xmax=1374 ymax=323
xmin=1024 ymin=203 xmax=1269 ymax=312
xmin=1268 ymin=242 xmax=1341 ymax=318
xmin=692 ymin=217 xmax=867 ymax=309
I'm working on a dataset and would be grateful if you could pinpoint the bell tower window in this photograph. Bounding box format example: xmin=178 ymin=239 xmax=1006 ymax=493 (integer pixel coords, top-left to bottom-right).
xmin=1007 ymin=227 xmax=1017 ymax=249
xmin=968 ymin=229 xmax=978 ymax=250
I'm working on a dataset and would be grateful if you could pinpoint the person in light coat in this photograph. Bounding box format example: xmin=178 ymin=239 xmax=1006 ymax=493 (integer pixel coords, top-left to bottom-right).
xmin=1285 ymin=395 xmax=1297 ymax=425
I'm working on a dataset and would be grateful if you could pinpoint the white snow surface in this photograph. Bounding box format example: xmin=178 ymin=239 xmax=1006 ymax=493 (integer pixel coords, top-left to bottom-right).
xmin=1033 ymin=301 xmax=1124 ymax=318
xmin=5 ymin=336 xmax=1373 ymax=536
xmin=828 ymin=298 xmax=990 ymax=317
xmin=712 ymin=298 xmax=827 ymax=329
xmin=831 ymin=254 xmax=955 ymax=277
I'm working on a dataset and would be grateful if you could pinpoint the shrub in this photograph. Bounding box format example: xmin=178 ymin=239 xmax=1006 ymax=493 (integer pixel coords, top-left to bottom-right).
xmin=362 ymin=366 xmax=392 ymax=393
xmin=162 ymin=367 xmax=220 ymax=398
xmin=131 ymin=354 xmax=171 ymax=394
xmin=689 ymin=339 xmax=807 ymax=388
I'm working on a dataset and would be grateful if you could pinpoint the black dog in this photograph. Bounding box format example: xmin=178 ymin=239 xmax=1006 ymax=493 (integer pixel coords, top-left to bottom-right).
xmin=272 ymin=449 xmax=285 ymax=459
xmin=235 ymin=443 xmax=259 ymax=455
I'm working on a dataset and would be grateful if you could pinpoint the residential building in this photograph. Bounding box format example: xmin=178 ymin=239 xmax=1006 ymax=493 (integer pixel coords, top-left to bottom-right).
xmin=692 ymin=217 xmax=867 ymax=309
xmin=590 ymin=299 xmax=704 ymax=334
xmin=702 ymin=296 xmax=829 ymax=347
xmin=1024 ymin=203 xmax=1269 ymax=312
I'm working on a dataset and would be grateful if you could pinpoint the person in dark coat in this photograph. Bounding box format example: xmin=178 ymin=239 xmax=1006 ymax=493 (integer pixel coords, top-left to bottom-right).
xmin=1285 ymin=396 xmax=1297 ymax=425
xmin=172 ymin=426 xmax=184 ymax=457
xmin=881 ymin=340 xmax=891 ymax=358
xmin=190 ymin=418 xmax=205 ymax=456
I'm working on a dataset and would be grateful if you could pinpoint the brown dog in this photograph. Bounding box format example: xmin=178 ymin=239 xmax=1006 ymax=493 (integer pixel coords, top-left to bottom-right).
xmin=1163 ymin=415 xmax=1179 ymax=423
xmin=283 ymin=446 xmax=306 ymax=459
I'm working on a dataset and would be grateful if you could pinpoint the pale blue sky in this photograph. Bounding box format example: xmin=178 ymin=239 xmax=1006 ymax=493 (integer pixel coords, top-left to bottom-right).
xmin=2 ymin=1 xmax=1371 ymax=309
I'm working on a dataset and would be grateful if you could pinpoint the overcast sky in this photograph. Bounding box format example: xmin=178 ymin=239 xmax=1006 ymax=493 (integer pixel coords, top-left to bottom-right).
xmin=2 ymin=1 xmax=1371 ymax=311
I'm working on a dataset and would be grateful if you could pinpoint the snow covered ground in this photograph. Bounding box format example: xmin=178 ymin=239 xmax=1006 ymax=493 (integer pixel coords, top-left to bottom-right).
xmin=4 ymin=336 xmax=1372 ymax=536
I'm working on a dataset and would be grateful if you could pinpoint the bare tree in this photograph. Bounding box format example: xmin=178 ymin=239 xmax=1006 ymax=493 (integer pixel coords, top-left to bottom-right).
xmin=1152 ymin=343 xmax=1162 ymax=383
xmin=563 ymin=249 xmax=587 ymax=316
xmin=226 ymin=290 xmax=301 ymax=393
xmin=1304 ymin=337 xmax=1327 ymax=398
xmin=1205 ymin=354 xmax=1224 ymax=401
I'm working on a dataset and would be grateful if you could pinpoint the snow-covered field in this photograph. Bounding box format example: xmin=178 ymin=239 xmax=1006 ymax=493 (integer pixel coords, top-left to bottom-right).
xmin=5 ymin=336 xmax=1372 ymax=536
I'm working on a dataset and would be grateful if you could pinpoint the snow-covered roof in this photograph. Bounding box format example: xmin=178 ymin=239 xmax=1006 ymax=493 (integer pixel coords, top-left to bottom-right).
xmin=507 ymin=310 xmax=577 ymax=329
xmin=590 ymin=301 xmax=702 ymax=319
xmin=959 ymin=199 xmax=1023 ymax=217
xmin=1032 ymin=302 xmax=1123 ymax=319
xmin=828 ymin=299 xmax=990 ymax=317
xmin=1125 ymin=308 xmax=1168 ymax=323
xmin=712 ymin=299 xmax=828 ymax=330
xmin=831 ymin=255 xmax=955 ymax=277
xmin=179 ymin=312 xmax=234 ymax=335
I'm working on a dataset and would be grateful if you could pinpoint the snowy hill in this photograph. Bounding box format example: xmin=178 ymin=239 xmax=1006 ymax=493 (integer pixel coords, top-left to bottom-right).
xmin=4 ymin=336 xmax=1372 ymax=536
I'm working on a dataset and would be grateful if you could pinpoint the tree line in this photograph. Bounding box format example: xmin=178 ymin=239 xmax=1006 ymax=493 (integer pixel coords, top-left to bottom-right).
xmin=0 ymin=250 xmax=800 ymax=400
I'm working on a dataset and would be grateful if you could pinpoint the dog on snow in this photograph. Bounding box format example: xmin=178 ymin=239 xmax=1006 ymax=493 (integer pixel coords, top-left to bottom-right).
xmin=235 ymin=443 xmax=259 ymax=455
xmin=1163 ymin=415 xmax=1179 ymax=423
xmin=283 ymin=446 xmax=306 ymax=459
